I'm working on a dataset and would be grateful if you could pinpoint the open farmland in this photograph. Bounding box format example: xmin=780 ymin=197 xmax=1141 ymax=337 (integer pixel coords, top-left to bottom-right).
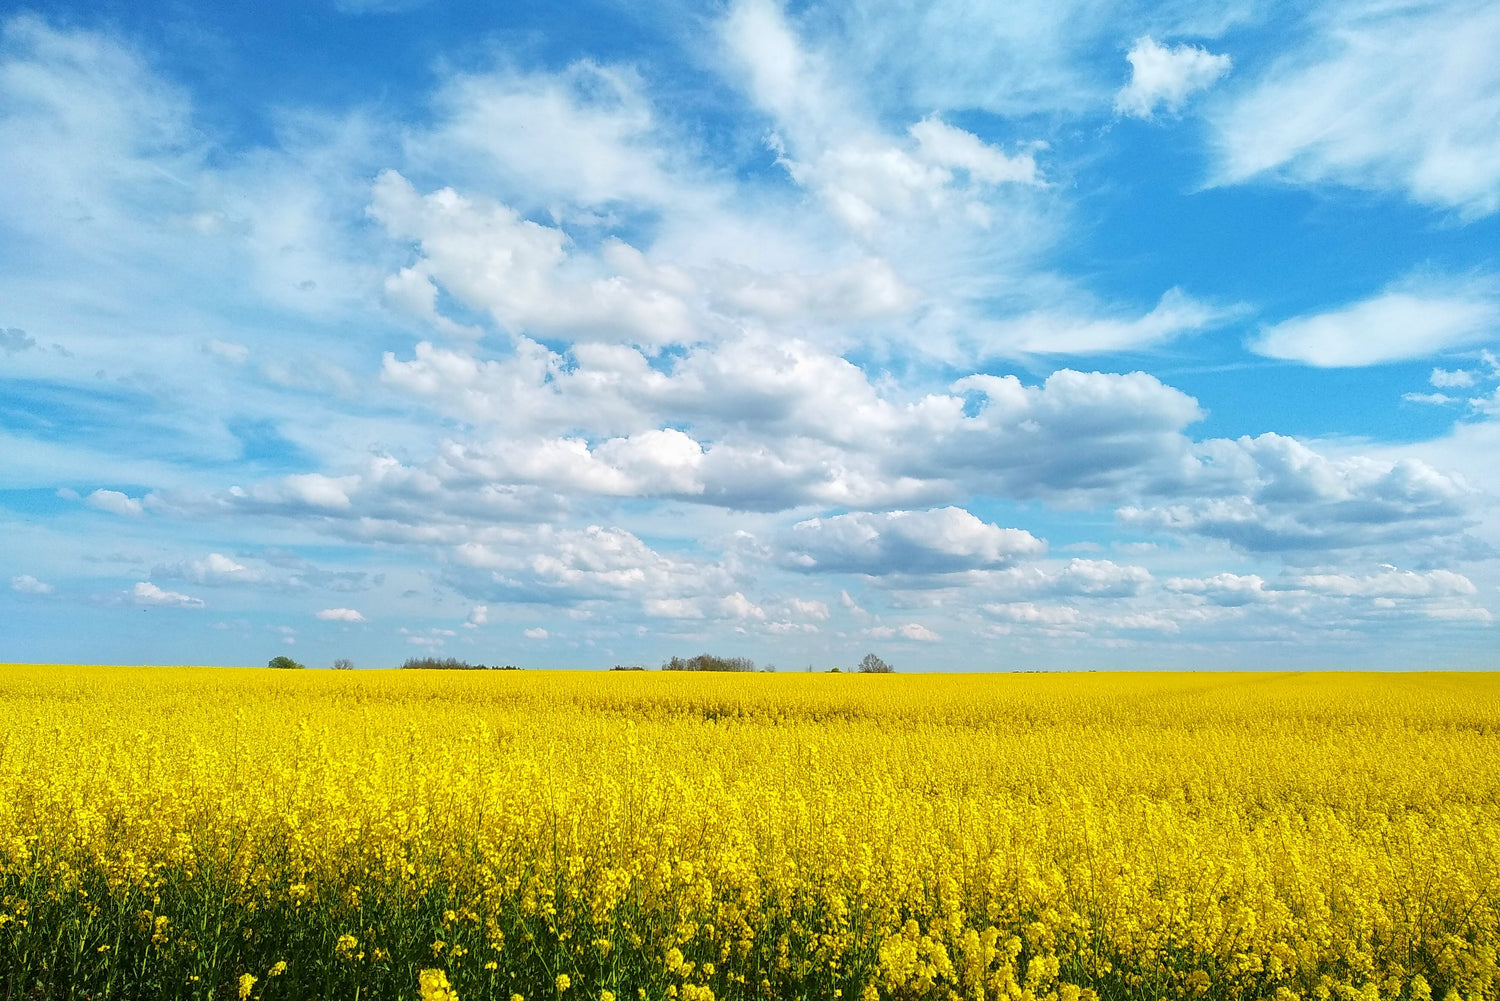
xmin=1 ymin=667 xmax=1497 ymax=1001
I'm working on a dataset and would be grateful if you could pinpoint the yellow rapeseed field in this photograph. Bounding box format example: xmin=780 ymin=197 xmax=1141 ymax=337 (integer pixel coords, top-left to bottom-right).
xmin=0 ymin=667 xmax=1497 ymax=1001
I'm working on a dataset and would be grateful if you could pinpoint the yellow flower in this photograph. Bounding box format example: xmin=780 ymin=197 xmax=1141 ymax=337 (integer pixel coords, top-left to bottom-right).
xmin=556 ymin=974 xmax=572 ymax=993
xmin=237 ymin=973 xmax=257 ymax=1001
xmin=335 ymin=933 xmax=359 ymax=960
xmin=268 ymin=961 xmax=287 ymax=978
xmin=420 ymin=968 xmax=460 ymax=1001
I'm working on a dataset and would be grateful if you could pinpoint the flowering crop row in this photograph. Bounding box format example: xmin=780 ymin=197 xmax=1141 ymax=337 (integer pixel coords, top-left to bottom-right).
xmin=0 ymin=666 xmax=1496 ymax=1001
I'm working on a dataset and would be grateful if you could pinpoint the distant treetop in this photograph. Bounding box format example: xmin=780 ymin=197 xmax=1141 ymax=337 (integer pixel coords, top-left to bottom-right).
xmin=400 ymin=657 xmax=519 ymax=670
xmin=662 ymin=654 xmax=755 ymax=672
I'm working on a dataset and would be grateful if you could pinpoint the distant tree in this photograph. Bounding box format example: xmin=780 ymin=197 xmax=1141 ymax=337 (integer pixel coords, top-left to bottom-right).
xmin=610 ymin=664 xmax=646 ymax=671
xmin=399 ymin=656 xmax=521 ymax=671
xmin=857 ymin=653 xmax=894 ymax=674
xmin=332 ymin=658 xmax=355 ymax=670
xmin=662 ymin=653 xmax=755 ymax=672
xmin=268 ymin=655 xmax=305 ymax=670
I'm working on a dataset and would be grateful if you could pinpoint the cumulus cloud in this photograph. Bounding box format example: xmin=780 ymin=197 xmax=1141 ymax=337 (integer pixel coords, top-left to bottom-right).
xmin=1050 ymin=558 xmax=1152 ymax=597
xmin=85 ymin=489 xmax=145 ymax=517
xmin=720 ymin=591 xmax=767 ymax=620
xmin=1163 ymin=572 xmax=1272 ymax=606
xmin=982 ymin=602 xmax=1081 ymax=626
xmin=316 ymin=607 xmax=366 ymax=622
xmin=1293 ymin=565 xmax=1476 ymax=599
xmin=523 ymin=626 xmax=548 ymax=639
xmin=1121 ymin=433 xmax=1477 ymax=555
xmin=785 ymin=597 xmax=830 ymax=621
xmin=227 ymin=473 xmax=361 ymax=513
xmin=866 ymin=622 xmax=941 ymax=642
xmin=369 ymin=170 xmax=698 ymax=346
xmin=234 ymin=322 xmax=1494 ymax=571
xmin=1252 ymin=277 xmax=1500 ymax=367
xmin=1210 ymin=0 xmax=1500 ymax=216
xmin=131 ymin=581 xmax=203 ymax=608
xmin=381 ymin=338 xmax=1214 ymax=511
xmin=1431 ymin=367 xmax=1479 ymax=389
xmin=1114 ymin=36 xmax=1231 ymax=118
xmin=153 ymin=552 xmax=253 ymax=585
xmin=11 ymin=574 xmax=53 ymax=594
xmin=785 ymin=507 xmax=1045 ymax=575
xmin=447 ymin=523 xmax=736 ymax=608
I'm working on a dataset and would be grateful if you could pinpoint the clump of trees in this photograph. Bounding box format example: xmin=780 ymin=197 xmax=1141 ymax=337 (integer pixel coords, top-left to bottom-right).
xmin=662 ymin=654 xmax=755 ymax=672
xmin=267 ymin=656 xmax=305 ymax=670
xmin=610 ymin=664 xmax=647 ymax=671
xmin=857 ymin=653 xmax=894 ymax=673
xmin=332 ymin=658 xmax=355 ymax=670
xmin=400 ymin=657 xmax=520 ymax=671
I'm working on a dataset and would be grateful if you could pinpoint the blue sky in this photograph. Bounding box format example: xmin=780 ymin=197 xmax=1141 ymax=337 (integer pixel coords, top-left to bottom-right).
xmin=3 ymin=0 xmax=1499 ymax=670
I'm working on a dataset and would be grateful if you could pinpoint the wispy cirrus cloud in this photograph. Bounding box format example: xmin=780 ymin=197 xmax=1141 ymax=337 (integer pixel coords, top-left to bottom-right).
xmin=1209 ymin=0 xmax=1500 ymax=217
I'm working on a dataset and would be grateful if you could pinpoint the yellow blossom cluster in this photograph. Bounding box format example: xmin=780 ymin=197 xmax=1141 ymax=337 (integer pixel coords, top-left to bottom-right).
xmin=0 ymin=665 xmax=1496 ymax=1001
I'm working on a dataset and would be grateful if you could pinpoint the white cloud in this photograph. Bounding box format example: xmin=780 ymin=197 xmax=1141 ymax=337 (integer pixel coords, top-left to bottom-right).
xmin=447 ymin=523 xmax=735 ymax=608
xmin=153 ymin=552 xmax=252 ymax=585
xmin=1252 ymin=277 xmax=1500 ymax=367
xmin=85 ymin=488 xmax=145 ymax=517
xmin=720 ymin=592 xmax=767 ymax=620
xmin=1403 ymin=392 xmax=1457 ymax=407
xmin=982 ymin=602 xmax=1082 ymax=626
xmin=785 ymin=597 xmax=830 ymax=621
xmin=413 ymin=59 xmax=685 ymax=213
xmin=779 ymin=0 xmax=1250 ymax=121
xmin=983 ymin=287 xmax=1239 ymax=355
xmin=465 ymin=605 xmax=489 ymax=628
xmin=909 ymin=116 xmax=1044 ymax=185
xmin=1293 ymin=565 xmax=1476 ymax=599
xmin=866 ymin=622 xmax=941 ymax=642
xmin=1050 ymin=559 xmax=1151 ymax=597
xmin=643 ymin=597 xmax=705 ymax=619
xmin=523 ymin=626 xmax=548 ymax=639
xmin=1114 ymin=36 xmax=1231 ymax=119
xmin=1210 ymin=0 xmax=1500 ymax=216
xmin=11 ymin=574 xmax=53 ymax=594
xmin=369 ymin=170 xmax=699 ymax=346
xmin=228 ymin=473 xmax=361 ymax=512
xmin=1164 ymin=572 xmax=1272 ymax=606
xmin=316 ymin=607 xmax=366 ymax=622
xmin=1121 ymin=433 xmax=1476 ymax=555
xmin=380 ymin=338 xmax=1211 ymax=511
xmin=786 ymin=507 xmax=1045 ymax=575
xmin=131 ymin=581 xmax=204 ymax=608
xmin=1431 ymin=367 xmax=1478 ymax=388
